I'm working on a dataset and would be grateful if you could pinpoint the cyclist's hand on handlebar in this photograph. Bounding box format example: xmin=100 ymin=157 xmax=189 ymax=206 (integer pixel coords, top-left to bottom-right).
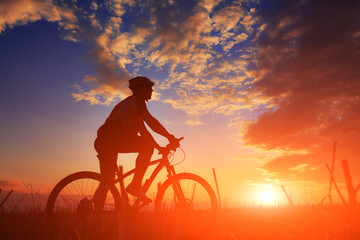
xmin=168 ymin=135 xmax=183 ymax=150
xmin=157 ymin=136 xmax=183 ymax=155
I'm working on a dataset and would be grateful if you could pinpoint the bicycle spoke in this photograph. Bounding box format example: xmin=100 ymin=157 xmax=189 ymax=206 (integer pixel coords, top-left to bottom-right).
xmin=191 ymin=182 xmax=196 ymax=202
xmin=47 ymin=172 xmax=121 ymax=240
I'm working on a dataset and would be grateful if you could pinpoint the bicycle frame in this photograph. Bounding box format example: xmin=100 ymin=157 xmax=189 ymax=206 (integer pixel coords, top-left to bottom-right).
xmin=108 ymin=151 xmax=182 ymax=209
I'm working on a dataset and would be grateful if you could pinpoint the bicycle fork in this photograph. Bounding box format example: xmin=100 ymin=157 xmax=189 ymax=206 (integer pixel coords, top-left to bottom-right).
xmin=166 ymin=165 xmax=187 ymax=205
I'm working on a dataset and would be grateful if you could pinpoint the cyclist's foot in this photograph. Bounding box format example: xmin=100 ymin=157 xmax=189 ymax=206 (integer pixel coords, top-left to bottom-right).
xmin=126 ymin=184 xmax=152 ymax=204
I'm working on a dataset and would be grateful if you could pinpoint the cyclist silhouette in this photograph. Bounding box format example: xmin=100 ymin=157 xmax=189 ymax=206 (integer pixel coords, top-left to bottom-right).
xmin=94 ymin=76 xmax=178 ymax=210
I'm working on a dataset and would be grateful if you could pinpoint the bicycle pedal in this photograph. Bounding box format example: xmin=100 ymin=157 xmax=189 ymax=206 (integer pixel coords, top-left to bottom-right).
xmin=126 ymin=186 xmax=152 ymax=203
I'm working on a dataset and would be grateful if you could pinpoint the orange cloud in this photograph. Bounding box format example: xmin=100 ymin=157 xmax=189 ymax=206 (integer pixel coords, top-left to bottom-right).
xmin=244 ymin=0 xmax=360 ymax=183
xmin=213 ymin=5 xmax=245 ymax=33
xmin=185 ymin=120 xmax=204 ymax=126
xmin=0 ymin=180 xmax=21 ymax=190
xmin=0 ymin=0 xmax=77 ymax=36
xmin=72 ymin=0 xmax=263 ymax=111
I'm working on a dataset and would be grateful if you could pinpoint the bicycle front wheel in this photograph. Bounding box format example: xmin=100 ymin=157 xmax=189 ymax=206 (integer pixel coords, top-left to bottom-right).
xmin=46 ymin=171 xmax=121 ymax=239
xmin=155 ymin=173 xmax=218 ymax=239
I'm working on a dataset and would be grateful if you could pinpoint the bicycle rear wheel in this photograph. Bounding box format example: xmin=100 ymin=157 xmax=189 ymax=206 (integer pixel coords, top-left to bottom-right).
xmin=155 ymin=173 xmax=218 ymax=239
xmin=46 ymin=171 xmax=121 ymax=239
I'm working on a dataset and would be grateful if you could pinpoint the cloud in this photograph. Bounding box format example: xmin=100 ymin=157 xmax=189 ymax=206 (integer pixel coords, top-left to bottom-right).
xmin=70 ymin=0 xmax=264 ymax=110
xmin=68 ymin=1 xmax=133 ymax=105
xmin=212 ymin=5 xmax=245 ymax=33
xmin=0 ymin=179 xmax=23 ymax=191
xmin=243 ymin=0 xmax=360 ymax=182
xmin=0 ymin=0 xmax=77 ymax=35
xmin=72 ymin=36 xmax=131 ymax=105
xmin=185 ymin=120 xmax=204 ymax=126
xmin=0 ymin=180 xmax=18 ymax=189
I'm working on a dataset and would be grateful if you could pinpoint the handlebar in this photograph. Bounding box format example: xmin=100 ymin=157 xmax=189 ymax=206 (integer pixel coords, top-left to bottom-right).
xmin=162 ymin=137 xmax=184 ymax=156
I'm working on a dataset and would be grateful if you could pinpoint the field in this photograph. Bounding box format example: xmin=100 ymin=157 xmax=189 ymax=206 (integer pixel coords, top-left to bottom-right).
xmin=1 ymin=204 xmax=360 ymax=240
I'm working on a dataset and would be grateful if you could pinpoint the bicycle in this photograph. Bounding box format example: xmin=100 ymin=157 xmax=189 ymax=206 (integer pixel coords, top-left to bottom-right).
xmin=46 ymin=138 xmax=218 ymax=239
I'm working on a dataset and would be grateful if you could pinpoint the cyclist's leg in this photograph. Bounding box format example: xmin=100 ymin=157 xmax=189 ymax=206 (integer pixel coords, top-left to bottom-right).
xmin=115 ymin=136 xmax=154 ymax=199
xmin=94 ymin=138 xmax=117 ymax=227
xmin=95 ymin=135 xmax=154 ymax=202
xmin=95 ymin=153 xmax=117 ymax=203
xmin=130 ymin=138 xmax=154 ymax=189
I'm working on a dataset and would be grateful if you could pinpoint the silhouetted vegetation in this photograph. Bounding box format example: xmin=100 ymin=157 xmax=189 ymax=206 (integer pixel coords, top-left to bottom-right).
xmin=1 ymin=204 xmax=360 ymax=239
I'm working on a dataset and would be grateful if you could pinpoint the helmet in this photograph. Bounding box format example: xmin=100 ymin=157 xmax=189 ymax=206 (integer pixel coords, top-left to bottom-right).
xmin=128 ymin=76 xmax=154 ymax=90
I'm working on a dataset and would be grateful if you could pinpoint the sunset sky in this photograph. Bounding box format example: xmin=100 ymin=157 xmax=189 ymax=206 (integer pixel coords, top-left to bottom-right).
xmin=1 ymin=0 xmax=359 ymax=206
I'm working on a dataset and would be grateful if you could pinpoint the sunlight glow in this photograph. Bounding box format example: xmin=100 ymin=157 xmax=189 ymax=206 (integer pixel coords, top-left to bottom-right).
xmin=256 ymin=190 xmax=275 ymax=205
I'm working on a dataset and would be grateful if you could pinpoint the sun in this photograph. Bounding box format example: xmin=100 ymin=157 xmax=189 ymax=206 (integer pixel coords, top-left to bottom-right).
xmin=256 ymin=190 xmax=275 ymax=205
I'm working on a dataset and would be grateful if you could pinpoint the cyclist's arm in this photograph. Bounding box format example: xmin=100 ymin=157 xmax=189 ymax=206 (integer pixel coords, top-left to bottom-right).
xmin=139 ymin=120 xmax=162 ymax=150
xmin=137 ymin=99 xmax=177 ymax=147
xmin=141 ymin=109 xmax=173 ymax=140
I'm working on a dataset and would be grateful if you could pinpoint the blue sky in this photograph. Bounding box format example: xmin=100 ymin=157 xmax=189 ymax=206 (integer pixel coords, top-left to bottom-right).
xmin=1 ymin=0 xmax=360 ymax=206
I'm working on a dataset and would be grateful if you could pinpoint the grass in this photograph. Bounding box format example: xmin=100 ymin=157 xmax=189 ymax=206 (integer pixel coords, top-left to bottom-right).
xmin=1 ymin=204 xmax=360 ymax=240
xmin=0 ymin=207 xmax=50 ymax=240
